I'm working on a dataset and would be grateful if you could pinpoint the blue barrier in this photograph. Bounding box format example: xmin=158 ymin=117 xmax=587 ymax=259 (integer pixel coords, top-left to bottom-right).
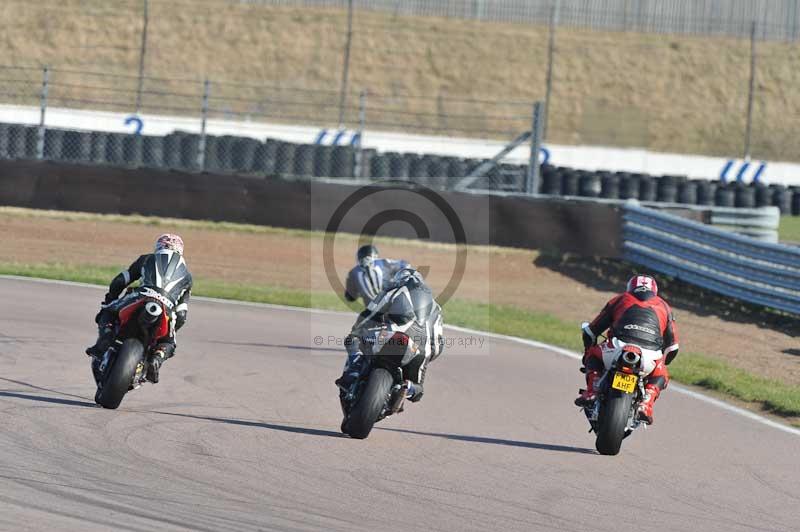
xmin=623 ymin=204 xmax=799 ymax=315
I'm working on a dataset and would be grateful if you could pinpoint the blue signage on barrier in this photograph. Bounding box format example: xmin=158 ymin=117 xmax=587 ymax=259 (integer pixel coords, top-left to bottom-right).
xmin=539 ymin=146 xmax=550 ymax=166
xmin=315 ymin=129 xmax=361 ymax=146
xmin=124 ymin=116 xmax=144 ymax=135
xmin=720 ymin=159 xmax=766 ymax=183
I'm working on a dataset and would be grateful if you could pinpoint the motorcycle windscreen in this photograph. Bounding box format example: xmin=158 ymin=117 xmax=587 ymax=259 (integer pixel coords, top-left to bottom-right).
xmin=142 ymin=251 xmax=189 ymax=294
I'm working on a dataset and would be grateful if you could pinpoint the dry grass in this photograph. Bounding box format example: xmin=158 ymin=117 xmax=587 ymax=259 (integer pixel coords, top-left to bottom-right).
xmin=1 ymin=0 xmax=798 ymax=160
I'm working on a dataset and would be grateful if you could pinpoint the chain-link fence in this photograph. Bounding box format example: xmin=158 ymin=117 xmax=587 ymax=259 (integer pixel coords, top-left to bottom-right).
xmin=4 ymin=1 xmax=798 ymax=163
xmin=0 ymin=62 xmax=535 ymax=191
xmin=240 ymin=0 xmax=800 ymax=41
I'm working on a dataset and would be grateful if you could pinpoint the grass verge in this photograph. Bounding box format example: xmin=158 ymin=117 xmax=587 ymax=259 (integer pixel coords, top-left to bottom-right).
xmin=779 ymin=216 xmax=800 ymax=243
xmin=1 ymin=261 xmax=798 ymax=424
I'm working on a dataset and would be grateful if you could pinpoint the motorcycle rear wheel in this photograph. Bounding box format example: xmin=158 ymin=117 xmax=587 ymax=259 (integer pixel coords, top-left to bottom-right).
xmin=595 ymin=391 xmax=634 ymax=456
xmin=343 ymin=368 xmax=394 ymax=440
xmin=95 ymin=338 xmax=144 ymax=409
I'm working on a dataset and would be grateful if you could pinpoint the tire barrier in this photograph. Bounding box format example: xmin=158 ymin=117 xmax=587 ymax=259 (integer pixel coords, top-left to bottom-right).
xmin=293 ymin=144 xmax=315 ymax=177
xmin=43 ymin=129 xmax=65 ymax=160
xmin=754 ymin=183 xmax=772 ymax=208
xmin=0 ymin=121 xmax=795 ymax=215
xmin=579 ymin=172 xmax=601 ymax=197
xmin=105 ymin=133 xmax=125 ymax=166
xmin=180 ymin=134 xmax=200 ymax=171
xmin=695 ymin=179 xmax=716 ymax=206
xmin=446 ymin=157 xmax=468 ymax=180
xmin=24 ymin=127 xmax=38 ymax=159
xmin=163 ymin=132 xmax=184 ymax=169
xmin=142 ymin=135 xmax=164 ymax=168
xmin=274 ymin=141 xmax=295 ymax=175
xmin=715 ymin=184 xmax=735 ymax=207
xmin=770 ymin=184 xmax=792 ymax=214
xmin=656 ymin=177 xmax=678 ymax=203
xmin=312 ymin=144 xmax=334 ymax=178
xmin=218 ymin=136 xmax=238 ymax=172
xmin=387 ymin=152 xmax=409 ymax=179
xmin=253 ymin=139 xmax=279 ymax=175
xmin=231 ymin=137 xmax=258 ymax=173
xmin=638 ymin=175 xmax=657 ymax=202
xmin=601 ymin=174 xmax=620 ymax=199
xmin=0 ymin=124 xmax=8 ymax=158
xmin=541 ymin=165 xmax=562 ymax=195
xmin=677 ymin=180 xmax=698 ymax=205
xmin=408 ymin=154 xmax=427 ymax=180
xmin=122 ymin=134 xmax=143 ymax=167
xmin=561 ymin=169 xmax=579 ymax=196
xmin=423 ymin=154 xmax=446 ymax=178
xmin=330 ymin=146 xmax=355 ymax=178
xmin=370 ymin=152 xmax=391 ymax=178
xmin=792 ymin=188 xmax=800 ymax=216
xmin=618 ymin=173 xmax=639 ymax=200
xmin=202 ymin=136 xmax=221 ymax=172
xmin=734 ymin=183 xmax=756 ymax=208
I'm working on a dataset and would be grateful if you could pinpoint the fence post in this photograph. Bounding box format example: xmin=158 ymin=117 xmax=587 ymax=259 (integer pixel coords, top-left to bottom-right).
xmin=526 ymin=101 xmax=544 ymax=194
xmin=197 ymin=79 xmax=210 ymax=171
xmin=135 ymin=0 xmax=149 ymax=113
xmin=543 ymin=0 xmax=559 ymax=140
xmin=338 ymin=0 xmax=354 ymax=126
xmin=744 ymin=20 xmax=756 ymax=160
xmin=354 ymin=90 xmax=366 ymax=178
xmin=37 ymin=66 xmax=49 ymax=160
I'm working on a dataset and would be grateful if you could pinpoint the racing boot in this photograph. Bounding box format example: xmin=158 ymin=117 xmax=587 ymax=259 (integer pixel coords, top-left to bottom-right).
xmin=146 ymin=345 xmax=172 ymax=384
xmin=574 ymin=369 xmax=600 ymax=407
xmin=335 ymin=350 xmax=364 ymax=392
xmin=636 ymin=383 xmax=661 ymax=425
xmin=86 ymin=324 xmax=115 ymax=358
xmin=405 ymin=380 xmax=424 ymax=403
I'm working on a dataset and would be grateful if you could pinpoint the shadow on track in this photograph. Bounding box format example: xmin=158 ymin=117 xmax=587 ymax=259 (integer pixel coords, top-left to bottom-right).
xmin=150 ymin=411 xmax=346 ymax=438
xmin=379 ymin=427 xmax=595 ymax=455
xmin=0 ymin=390 xmax=96 ymax=408
xmin=207 ymin=340 xmax=341 ymax=353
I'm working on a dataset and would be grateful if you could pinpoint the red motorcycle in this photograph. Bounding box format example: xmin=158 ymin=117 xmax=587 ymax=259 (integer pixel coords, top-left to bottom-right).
xmin=92 ymin=287 xmax=172 ymax=409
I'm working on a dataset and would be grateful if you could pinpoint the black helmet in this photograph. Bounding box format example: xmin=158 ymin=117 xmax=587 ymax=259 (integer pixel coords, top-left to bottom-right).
xmin=357 ymin=244 xmax=379 ymax=267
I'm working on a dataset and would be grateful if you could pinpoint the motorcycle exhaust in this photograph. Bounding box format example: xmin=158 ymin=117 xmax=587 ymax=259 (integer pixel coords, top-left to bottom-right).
xmin=140 ymin=301 xmax=163 ymax=325
xmin=621 ymin=350 xmax=641 ymax=367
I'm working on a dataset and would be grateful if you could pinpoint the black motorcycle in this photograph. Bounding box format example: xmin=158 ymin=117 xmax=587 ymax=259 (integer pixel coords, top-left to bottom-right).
xmin=92 ymin=288 xmax=172 ymax=409
xmin=339 ymin=325 xmax=424 ymax=439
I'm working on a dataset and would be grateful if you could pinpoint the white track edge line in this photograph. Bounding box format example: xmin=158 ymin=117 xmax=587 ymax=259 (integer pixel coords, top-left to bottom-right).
xmin=2 ymin=274 xmax=798 ymax=437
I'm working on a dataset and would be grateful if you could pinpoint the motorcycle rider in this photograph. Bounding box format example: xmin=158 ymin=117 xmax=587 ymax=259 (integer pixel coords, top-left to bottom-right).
xmin=344 ymin=244 xmax=410 ymax=307
xmin=336 ymin=267 xmax=444 ymax=403
xmin=576 ymin=274 xmax=679 ymax=425
xmin=85 ymin=233 xmax=193 ymax=383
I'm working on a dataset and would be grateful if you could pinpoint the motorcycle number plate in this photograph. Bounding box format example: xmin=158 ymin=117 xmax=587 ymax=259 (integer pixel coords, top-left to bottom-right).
xmin=611 ymin=372 xmax=638 ymax=393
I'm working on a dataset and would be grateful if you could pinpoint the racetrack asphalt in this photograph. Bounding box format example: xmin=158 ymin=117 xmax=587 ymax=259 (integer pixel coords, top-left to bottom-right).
xmin=0 ymin=277 xmax=797 ymax=532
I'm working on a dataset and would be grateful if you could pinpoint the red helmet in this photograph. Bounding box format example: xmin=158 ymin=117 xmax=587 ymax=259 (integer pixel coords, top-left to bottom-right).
xmin=627 ymin=274 xmax=658 ymax=299
xmin=155 ymin=233 xmax=184 ymax=254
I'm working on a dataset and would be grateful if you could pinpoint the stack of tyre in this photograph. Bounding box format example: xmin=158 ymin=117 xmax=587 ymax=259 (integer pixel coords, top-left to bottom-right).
xmin=1 ymin=123 xmax=798 ymax=215
xmin=539 ymin=165 xmax=799 ymax=215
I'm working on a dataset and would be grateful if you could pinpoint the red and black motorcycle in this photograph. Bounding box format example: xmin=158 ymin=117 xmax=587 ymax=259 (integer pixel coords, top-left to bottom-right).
xmin=92 ymin=287 xmax=172 ymax=409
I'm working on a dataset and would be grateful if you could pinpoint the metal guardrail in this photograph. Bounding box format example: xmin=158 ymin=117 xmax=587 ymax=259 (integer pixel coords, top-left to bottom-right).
xmin=622 ymin=204 xmax=800 ymax=315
